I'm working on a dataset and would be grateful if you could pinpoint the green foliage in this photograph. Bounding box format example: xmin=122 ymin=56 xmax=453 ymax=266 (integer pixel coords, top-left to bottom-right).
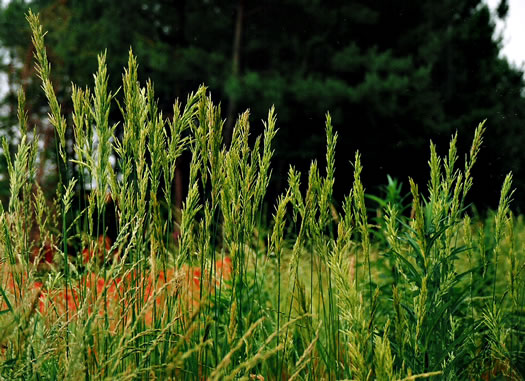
xmin=1 ymin=0 xmax=525 ymax=211
xmin=0 ymin=11 xmax=523 ymax=381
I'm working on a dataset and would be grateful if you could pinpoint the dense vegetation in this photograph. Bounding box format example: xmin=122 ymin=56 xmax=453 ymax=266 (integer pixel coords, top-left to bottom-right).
xmin=0 ymin=0 xmax=524 ymax=210
xmin=0 ymin=13 xmax=523 ymax=380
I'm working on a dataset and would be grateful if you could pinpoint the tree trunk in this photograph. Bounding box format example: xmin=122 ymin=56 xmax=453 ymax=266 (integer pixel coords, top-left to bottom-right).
xmin=224 ymin=0 xmax=244 ymax=147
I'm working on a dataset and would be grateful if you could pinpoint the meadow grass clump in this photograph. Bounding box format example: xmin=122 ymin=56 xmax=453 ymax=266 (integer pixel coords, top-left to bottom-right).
xmin=0 ymin=11 xmax=523 ymax=380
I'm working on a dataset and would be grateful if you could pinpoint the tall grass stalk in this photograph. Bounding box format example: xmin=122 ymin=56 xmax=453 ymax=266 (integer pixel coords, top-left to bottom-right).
xmin=0 ymin=11 xmax=523 ymax=380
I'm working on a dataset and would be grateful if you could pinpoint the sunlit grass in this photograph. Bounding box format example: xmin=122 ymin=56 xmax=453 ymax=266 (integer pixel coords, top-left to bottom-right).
xmin=0 ymin=10 xmax=523 ymax=380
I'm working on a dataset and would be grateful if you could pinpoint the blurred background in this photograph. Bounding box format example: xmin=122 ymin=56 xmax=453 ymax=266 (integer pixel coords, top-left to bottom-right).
xmin=0 ymin=0 xmax=523 ymax=213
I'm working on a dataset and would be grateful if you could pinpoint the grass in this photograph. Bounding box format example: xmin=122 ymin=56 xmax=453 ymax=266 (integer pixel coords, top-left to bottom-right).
xmin=0 ymin=11 xmax=523 ymax=380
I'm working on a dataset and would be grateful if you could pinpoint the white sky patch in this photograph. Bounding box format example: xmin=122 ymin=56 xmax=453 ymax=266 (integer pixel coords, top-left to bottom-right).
xmin=486 ymin=0 xmax=525 ymax=70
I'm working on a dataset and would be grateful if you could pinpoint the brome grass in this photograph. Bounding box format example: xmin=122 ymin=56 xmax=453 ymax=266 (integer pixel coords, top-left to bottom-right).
xmin=0 ymin=11 xmax=523 ymax=380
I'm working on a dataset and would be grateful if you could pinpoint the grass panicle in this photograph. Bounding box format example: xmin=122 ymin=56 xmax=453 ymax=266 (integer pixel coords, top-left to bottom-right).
xmin=0 ymin=12 xmax=523 ymax=381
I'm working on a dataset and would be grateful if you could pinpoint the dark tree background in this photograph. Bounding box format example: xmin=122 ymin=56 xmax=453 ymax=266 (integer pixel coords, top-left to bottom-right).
xmin=0 ymin=0 xmax=524 ymax=211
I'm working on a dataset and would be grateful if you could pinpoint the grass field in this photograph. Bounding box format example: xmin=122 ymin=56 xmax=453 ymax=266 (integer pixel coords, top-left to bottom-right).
xmin=0 ymin=12 xmax=523 ymax=380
